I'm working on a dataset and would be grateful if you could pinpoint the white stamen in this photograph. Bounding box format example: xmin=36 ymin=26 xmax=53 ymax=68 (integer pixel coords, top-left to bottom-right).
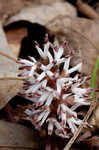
xmin=54 ymin=120 xmax=63 ymax=130
xmin=44 ymin=42 xmax=50 ymax=55
xmin=56 ymin=58 xmax=66 ymax=65
xmin=42 ymin=79 xmax=47 ymax=88
xmin=37 ymin=72 xmax=46 ymax=81
xmin=68 ymin=63 xmax=82 ymax=74
xmin=55 ymin=129 xmax=69 ymax=138
xmin=64 ymin=57 xmax=70 ymax=72
xmin=60 ymin=104 xmax=66 ymax=113
xmin=39 ymin=109 xmax=50 ymax=126
xmin=72 ymin=87 xmax=87 ymax=97
xmin=46 ymin=63 xmax=53 ymax=70
xmin=71 ymin=103 xmax=83 ymax=110
xmin=23 ymin=96 xmax=40 ymax=102
xmin=57 ymin=105 xmax=61 ymax=116
xmin=28 ymin=56 xmax=36 ymax=63
xmin=48 ymin=122 xmax=54 ymax=135
xmin=45 ymin=94 xmax=53 ymax=107
xmin=46 ymin=71 xmax=54 ymax=78
xmin=36 ymin=45 xmax=46 ymax=58
xmin=56 ymin=79 xmax=62 ymax=96
xmin=61 ymin=112 xmax=66 ymax=127
xmin=47 ymin=51 xmax=53 ymax=63
xmin=36 ymin=92 xmax=49 ymax=107
xmin=35 ymin=111 xmax=45 ymax=122
xmin=25 ymin=109 xmax=33 ymax=115
xmin=74 ymin=95 xmax=90 ymax=105
xmin=71 ymin=117 xmax=82 ymax=125
xmin=19 ymin=59 xmax=34 ymax=66
xmin=67 ymin=119 xmax=77 ymax=134
xmin=61 ymin=104 xmax=77 ymax=118
xmin=29 ymin=109 xmax=42 ymax=115
xmin=25 ymin=83 xmax=41 ymax=94
xmin=57 ymin=46 xmax=64 ymax=59
xmin=46 ymin=86 xmax=53 ymax=92
xmin=62 ymin=93 xmax=72 ymax=100
xmin=29 ymin=66 xmax=36 ymax=76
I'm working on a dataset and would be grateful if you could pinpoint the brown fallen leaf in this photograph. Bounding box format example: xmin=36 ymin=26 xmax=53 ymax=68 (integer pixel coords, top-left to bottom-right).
xmin=4 ymin=1 xmax=77 ymax=26
xmin=94 ymin=2 xmax=99 ymax=14
xmin=46 ymin=16 xmax=99 ymax=88
xmin=3 ymin=1 xmax=77 ymax=58
xmin=77 ymin=131 xmax=92 ymax=142
xmin=81 ymin=136 xmax=99 ymax=150
xmin=5 ymin=23 xmax=28 ymax=57
xmin=0 ymin=120 xmax=39 ymax=150
xmin=32 ymin=0 xmax=62 ymax=5
xmin=76 ymin=0 xmax=99 ymax=19
xmin=0 ymin=23 xmax=23 ymax=109
xmin=0 ymin=0 xmax=34 ymax=23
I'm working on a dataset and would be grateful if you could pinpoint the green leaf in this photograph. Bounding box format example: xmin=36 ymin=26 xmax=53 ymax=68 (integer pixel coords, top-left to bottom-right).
xmin=91 ymin=57 xmax=99 ymax=99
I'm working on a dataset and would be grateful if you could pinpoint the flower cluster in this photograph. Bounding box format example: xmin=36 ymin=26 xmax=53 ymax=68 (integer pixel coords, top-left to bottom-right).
xmin=18 ymin=35 xmax=92 ymax=138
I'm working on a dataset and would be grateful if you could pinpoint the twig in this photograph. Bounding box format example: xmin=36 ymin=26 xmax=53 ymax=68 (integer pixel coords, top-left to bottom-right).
xmin=0 ymin=144 xmax=38 ymax=149
xmin=63 ymin=100 xmax=97 ymax=150
xmin=0 ymin=51 xmax=17 ymax=62
xmin=0 ymin=76 xmax=30 ymax=80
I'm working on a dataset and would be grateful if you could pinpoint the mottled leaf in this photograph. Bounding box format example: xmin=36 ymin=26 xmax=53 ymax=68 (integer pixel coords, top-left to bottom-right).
xmin=0 ymin=23 xmax=23 ymax=109
xmin=0 ymin=120 xmax=39 ymax=150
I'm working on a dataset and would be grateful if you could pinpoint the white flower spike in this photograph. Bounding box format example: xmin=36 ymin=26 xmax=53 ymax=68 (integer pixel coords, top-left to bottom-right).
xmin=18 ymin=36 xmax=92 ymax=138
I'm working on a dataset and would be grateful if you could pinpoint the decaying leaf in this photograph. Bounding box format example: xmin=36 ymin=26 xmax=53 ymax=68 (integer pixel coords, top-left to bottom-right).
xmin=0 ymin=23 xmax=23 ymax=109
xmin=0 ymin=0 xmax=34 ymax=23
xmin=4 ymin=1 xmax=77 ymax=26
xmin=76 ymin=0 xmax=99 ymax=19
xmin=3 ymin=1 xmax=77 ymax=58
xmin=5 ymin=24 xmax=28 ymax=57
xmin=46 ymin=16 xmax=99 ymax=88
xmin=0 ymin=0 xmax=64 ymax=23
xmin=0 ymin=120 xmax=39 ymax=150
xmin=81 ymin=136 xmax=99 ymax=150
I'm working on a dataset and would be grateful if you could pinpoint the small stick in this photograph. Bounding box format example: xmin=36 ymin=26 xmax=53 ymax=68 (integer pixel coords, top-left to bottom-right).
xmin=0 ymin=144 xmax=38 ymax=149
xmin=0 ymin=76 xmax=30 ymax=80
xmin=63 ymin=100 xmax=96 ymax=150
xmin=0 ymin=51 xmax=17 ymax=62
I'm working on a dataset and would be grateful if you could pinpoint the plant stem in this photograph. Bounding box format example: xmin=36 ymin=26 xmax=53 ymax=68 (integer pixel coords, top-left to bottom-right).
xmin=91 ymin=57 xmax=99 ymax=98
xmin=63 ymin=100 xmax=96 ymax=150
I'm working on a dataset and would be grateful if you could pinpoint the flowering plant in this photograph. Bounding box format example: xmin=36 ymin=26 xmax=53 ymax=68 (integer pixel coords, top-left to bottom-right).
xmin=18 ymin=34 xmax=92 ymax=138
